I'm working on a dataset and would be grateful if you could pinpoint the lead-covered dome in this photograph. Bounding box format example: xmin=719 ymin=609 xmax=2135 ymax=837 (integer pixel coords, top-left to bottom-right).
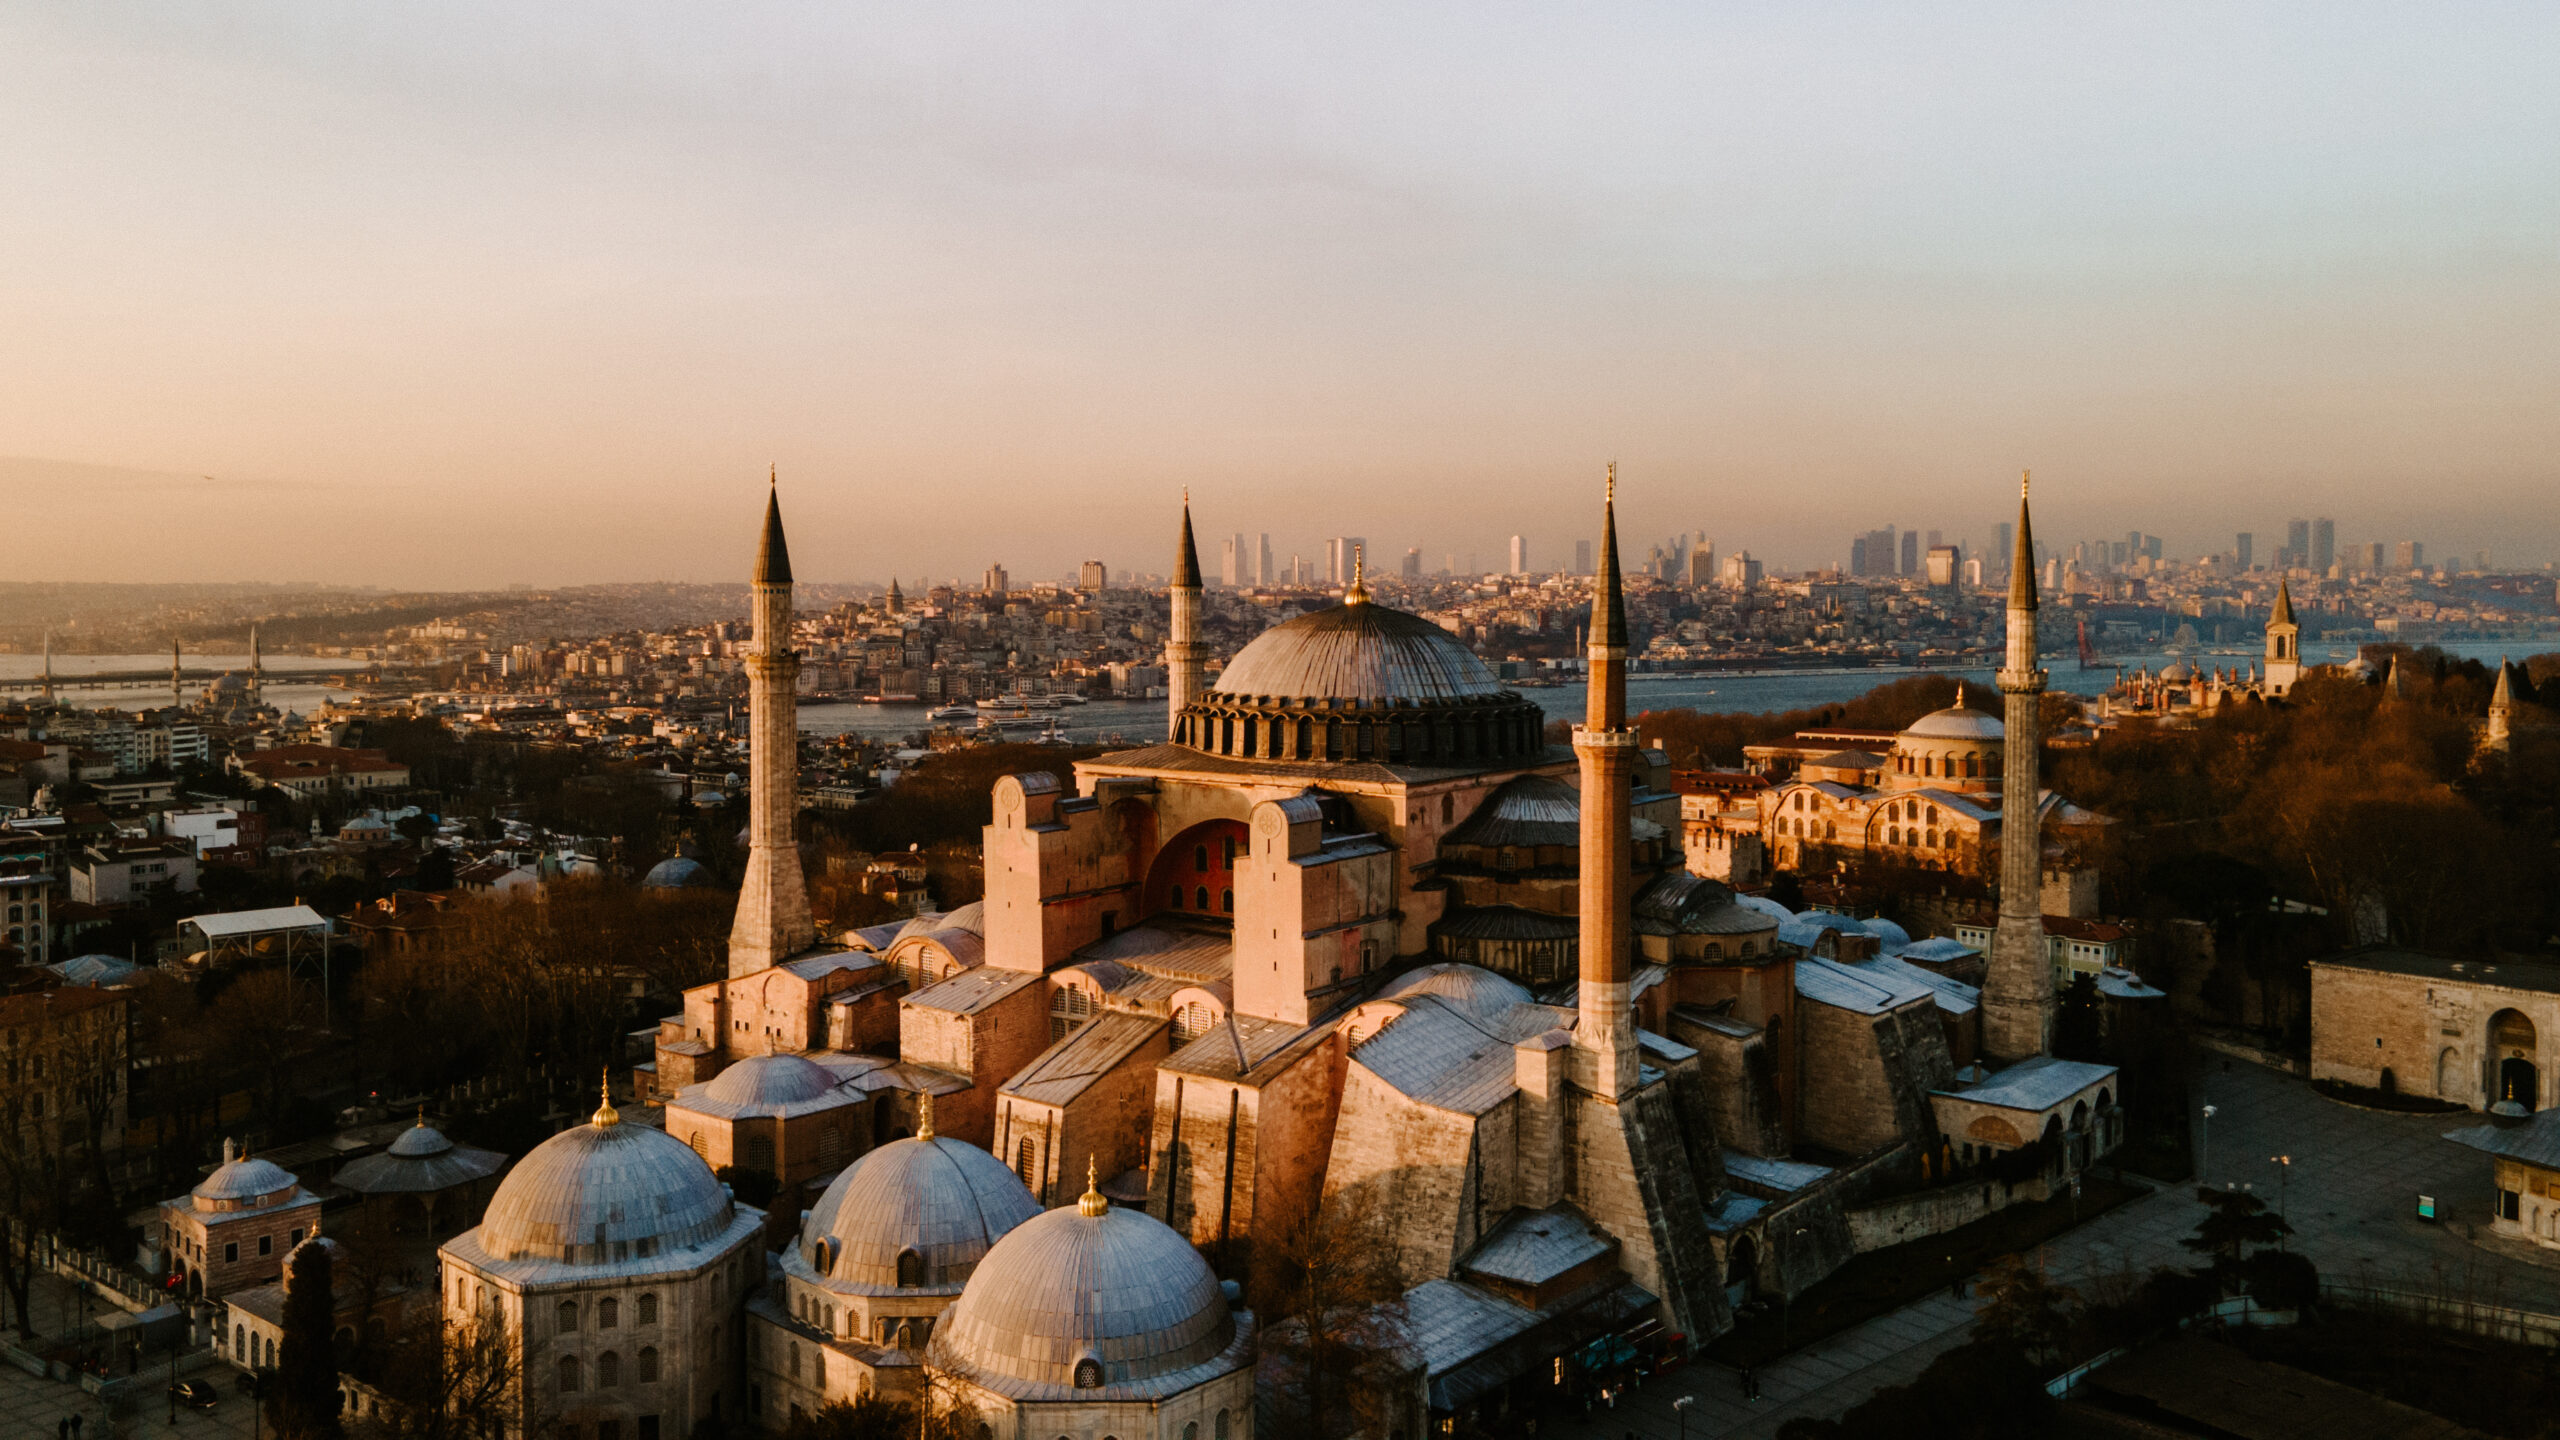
xmin=477 ymin=1103 xmax=735 ymax=1264
xmin=193 ymin=1143 xmax=300 ymax=1211
xmin=796 ymin=1132 xmax=1040 ymax=1294
xmin=1178 ymin=595 xmax=1549 ymax=769
xmin=927 ymin=1185 xmax=1237 ymax=1396
xmin=700 ymin=1053 xmax=841 ymax=1109
xmin=1215 ymin=602 xmax=1509 ymax=703
xmin=1902 ymin=703 xmax=2003 ymax=741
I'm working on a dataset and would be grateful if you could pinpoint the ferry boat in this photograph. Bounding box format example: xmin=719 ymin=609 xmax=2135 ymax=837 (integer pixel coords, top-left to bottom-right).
xmin=926 ymin=703 xmax=977 ymax=724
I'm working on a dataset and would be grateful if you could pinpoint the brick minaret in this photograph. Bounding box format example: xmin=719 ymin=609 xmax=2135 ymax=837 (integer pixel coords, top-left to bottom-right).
xmin=1983 ymin=472 xmax=2052 ymax=1062
xmin=728 ymin=476 xmax=816 ymax=978
xmin=1166 ymin=493 xmax=1205 ymax=742
xmin=1574 ymin=462 xmax=1640 ymax=1096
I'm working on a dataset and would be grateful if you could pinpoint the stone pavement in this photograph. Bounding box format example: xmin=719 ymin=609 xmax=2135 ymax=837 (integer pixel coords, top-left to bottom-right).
xmin=1551 ymin=1053 xmax=2560 ymax=1438
xmin=0 ymin=1266 xmax=258 ymax=1440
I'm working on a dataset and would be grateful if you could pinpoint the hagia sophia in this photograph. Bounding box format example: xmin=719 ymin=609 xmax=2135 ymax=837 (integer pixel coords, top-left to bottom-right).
xmin=380 ymin=473 xmax=2127 ymax=1438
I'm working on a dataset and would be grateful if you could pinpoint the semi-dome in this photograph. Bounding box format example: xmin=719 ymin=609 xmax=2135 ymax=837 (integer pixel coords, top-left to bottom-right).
xmin=1380 ymin=962 xmax=1534 ymax=1018
xmin=476 ymin=1096 xmax=735 ymax=1264
xmin=1214 ymin=601 xmax=1509 ymax=704
xmin=797 ymin=1127 xmax=1040 ymax=1294
xmin=699 ymin=1053 xmax=843 ymax=1109
xmin=1902 ymin=703 xmax=2003 ymax=741
xmin=1176 ymin=594 xmax=1549 ymax=769
xmin=928 ymin=1179 xmax=1234 ymax=1396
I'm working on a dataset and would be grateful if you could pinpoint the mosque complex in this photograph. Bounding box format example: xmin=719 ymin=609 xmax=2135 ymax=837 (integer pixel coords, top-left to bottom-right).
xmin=367 ymin=471 xmax=2128 ymax=1439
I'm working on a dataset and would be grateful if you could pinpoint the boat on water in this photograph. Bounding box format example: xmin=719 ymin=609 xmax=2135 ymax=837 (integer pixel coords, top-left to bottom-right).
xmin=926 ymin=704 xmax=977 ymax=723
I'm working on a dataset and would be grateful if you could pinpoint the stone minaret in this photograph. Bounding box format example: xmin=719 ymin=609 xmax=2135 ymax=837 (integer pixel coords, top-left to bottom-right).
xmin=1983 ymin=472 xmax=2053 ymax=1063
xmin=728 ymin=478 xmax=817 ymax=978
xmin=39 ymin=630 xmax=51 ymax=703
xmin=1166 ymin=493 xmax=1205 ymax=742
xmin=2485 ymin=659 xmax=2515 ymax=752
xmin=1574 ymin=464 xmax=1641 ymax=1099
xmin=171 ymin=639 xmax=183 ymax=707
xmin=2263 ymin=578 xmax=2300 ymax=696
xmin=249 ymin=624 xmax=264 ymax=704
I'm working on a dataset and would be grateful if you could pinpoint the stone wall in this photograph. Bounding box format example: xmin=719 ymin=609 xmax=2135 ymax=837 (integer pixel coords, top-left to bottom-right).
xmin=1670 ymin=1016 xmax=1787 ymax=1158
xmin=1796 ymin=997 xmax=1952 ymax=1158
xmin=1319 ymin=1065 xmax=1479 ymax=1294
xmin=1843 ymin=1173 xmax=2057 ymax=1252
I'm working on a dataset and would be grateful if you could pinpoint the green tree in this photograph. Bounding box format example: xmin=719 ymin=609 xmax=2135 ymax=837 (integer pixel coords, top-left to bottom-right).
xmin=270 ymin=1239 xmax=343 ymax=1439
xmin=1972 ymin=1252 xmax=2080 ymax=1366
xmin=2180 ymin=1187 xmax=2292 ymax=1277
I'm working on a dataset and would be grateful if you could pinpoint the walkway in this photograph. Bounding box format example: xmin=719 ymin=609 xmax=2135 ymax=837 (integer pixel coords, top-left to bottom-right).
xmin=1552 ymin=1053 xmax=2560 ymax=1438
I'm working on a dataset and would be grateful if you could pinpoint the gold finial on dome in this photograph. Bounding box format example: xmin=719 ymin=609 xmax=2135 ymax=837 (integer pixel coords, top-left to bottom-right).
xmin=592 ymin=1071 xmax=620 ymax=1128
xmin=916 ymin=1089 xmax=936 ymax=1142
xmin=1607 ymin=459 xmax=1616 ymax=505
xmin=1078 ymin=1155 xmax=1109 ymax=1217
xmin=416 ymin=1104 xmax=428 ymax=1127
xmin=2021 ymin=468 xmax=2030 ymax=499
xmin=1345 ymin=545 xmax=1370 ymax=605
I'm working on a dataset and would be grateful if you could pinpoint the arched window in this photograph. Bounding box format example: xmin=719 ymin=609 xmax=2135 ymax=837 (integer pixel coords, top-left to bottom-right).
xmin=1220 ymin=888 xmax=1234 ymax=913
xmin=597 ymin=1351 xmax=619 ymax=1387
xmin=1016 ymin=1137 xmax=1037 ymax=1188
xmin=557 ymin=1300 xmax=579 ymax=1333
xmin=1195 ymin=885 xmax=1210 ymax=910
xmin=1297 ymin=717 xmax=1312 ymax=756
xmin=637 ymin=1292 xmax=658 ymax=1324
xmin=1440 ymin=793 xmax=1454 ymax=823
xmin=598 ymin=1298 xmax=618 ymax=1329
xmin=688 ymin=1132 xmax=707 ymax=1158
xmin=557 ymin=1355 xmax=581 ymax=1393
xmin=1216 ymin=1410 xmax=1231 ymax=1439
xmin=1194 ymin=844 xmax=1211 ymax=873
xmin=788 ymin=1341 xmax=801 ymax=1378
xmin=1073 ymin=1358 xmax=1103 ymax=1389
xmin=896 ymin=1249 xmax=924 ymax=1288
xmin=1174 ymin=1003 xmax=1210 ymax=1045
xmin=1186 ymin=1426 xmax=1200 ymax=1440
xmin=638 ymin=1346 xmax=659 ymax=1382
xmin=1242 ymin=717 xmax=1257 ymax=755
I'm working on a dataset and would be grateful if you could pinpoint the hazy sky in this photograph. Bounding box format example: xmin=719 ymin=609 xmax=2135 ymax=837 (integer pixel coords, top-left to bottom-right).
xmin=4 ymin=3 xmax=2557 ymax=588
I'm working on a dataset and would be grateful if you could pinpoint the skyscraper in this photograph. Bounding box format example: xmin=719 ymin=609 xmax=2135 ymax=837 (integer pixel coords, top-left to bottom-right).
xmin=2312 ymin=517 xmax=2335 ymax=572
xmin=1078 ymin=560 xmax=1107 ymax=592
xmin=1221 ymin=533 xmax=1245 ymax=587
xmin=1508 ymin=535 xmax=1529 ymax=574
xmin=1900 ymin=529 xmax=1920 ymax=576
xmin=1575 ymin=539 xmax=1592 ymax=575
xmin=2235 ymin=532 xmax=2253 ymax=569
xmin=2286 ymin=518 xmax=2311 ymax=569
xmin=1400 ymin=547 xmax=1422 ymax=579
xmin=1995 ymin=521 xmax=2014 ymax=581
xmin=1257 ymin=533 xmax=1274 ymax=586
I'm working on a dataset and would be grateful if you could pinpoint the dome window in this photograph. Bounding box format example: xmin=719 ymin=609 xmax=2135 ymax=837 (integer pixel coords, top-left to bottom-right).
xmin=1073 ymin=1357 xmax=1104 ymax=1389
xmin=896 ymin=1248 xmax=924 ymax=1288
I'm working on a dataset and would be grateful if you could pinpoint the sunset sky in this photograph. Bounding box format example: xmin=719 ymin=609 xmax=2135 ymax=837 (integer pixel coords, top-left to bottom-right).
xmin=3 ymin=3 xmax=2556 ymax=587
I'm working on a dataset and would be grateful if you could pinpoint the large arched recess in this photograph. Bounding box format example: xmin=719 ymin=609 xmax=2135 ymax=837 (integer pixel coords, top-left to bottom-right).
xmin=1145 ymin=818 xmax=1250 ymax=922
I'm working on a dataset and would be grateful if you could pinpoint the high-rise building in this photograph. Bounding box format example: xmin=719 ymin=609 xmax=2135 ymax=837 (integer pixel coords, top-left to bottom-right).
xmin=1221 ymin=533 xmax=1245 ymax=587
xmin=1508 ymin=535 xmax=1529 ymax=574
xmin=1401 ymin=547 xmax=1422 ymax=579
xmin=1324 ymin=537 xmax=1368 ymax=584
xmin=1078 ymin=560 xmax=1107 ymax=592
xmin=1925 ymin=545 xmax=1959 ymax=587
xmin=1722 ymin=550 xmax=1761 ymax=590
xmin=984 ymin=563 xmax=1009 ymax=595
xmin=2395 ymin=540 xmax=2423 ymax=570
xmin=1687 ymin=541 xmax=1717 ymax=588
xmin=2235 ymin=532 xmax=2254 ymax=569
xmin=1849 ymin=536 xmax=1870 ymax=577
xmin=1257 ymin=533 xmax=1274 ymax=586
xmin=2363 ymin=541 xmax=2385 ymax=571
xmin=2312 ymin=517 xmax=2335 ymax=573
xmin=1900 ymin=529 xmax=1920 ymax=576
xmin=2286 ymin=518 xmax=2311 ymax=569
xmin=1575 ymin=539 xmax=1593 ymax=575
xmin=1995 ymin=521 xmax=2014 ymax=579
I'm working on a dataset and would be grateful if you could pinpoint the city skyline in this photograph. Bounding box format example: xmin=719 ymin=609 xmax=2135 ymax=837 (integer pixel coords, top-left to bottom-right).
xmin=4 ymin=5 xmax=2558 ymax=586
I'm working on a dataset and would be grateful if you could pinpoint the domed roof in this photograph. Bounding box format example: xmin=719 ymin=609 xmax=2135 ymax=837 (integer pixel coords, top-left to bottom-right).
xmin=387 ymin=1120 xmax=456 ymax=1158
xmin=1380 ymin=963 xmax=1533 ymax=1018
xmin=1734 ymin=893 xmax=1794 ymax=924
xmin=1864 ymin=917 xmax=1913 ymax=949
xmin=701 ymin=1053 xmax=842 ymax=1109
xmin=193 ymin=1145 xmax=299 ymax=1205
xmin=2159 ymin=661 xmax=2196 ymax=682
xmin=476 ymin=1101 xmax=735 ymax=1263
xmin=928 ymin=1182 xmax=1234 ymax=1395
xmin=1903 ymin=702 xmax=2003 ymax=741
xmin=799 ymin=1131 xmax=1040 ymax=1293
xmin=1779 ymin=911 xmax=1869 ymax=949
xmin=1212 ymin=600 xmax=1509 ymax=703
xmin=939 ymin=900 xmax=986 ymax=935
xmin=641 ymin=856 xmax=714 ymax=889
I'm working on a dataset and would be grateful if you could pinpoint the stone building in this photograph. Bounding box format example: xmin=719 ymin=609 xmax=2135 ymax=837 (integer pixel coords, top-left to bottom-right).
xmin=331 ymin=1114 xmax=506 ymax=1238
xmin=162 ymin=1142 xmax=324 ymax=1300
xmin=2310 ymin=947 xmax=2560 ymax=1112
xmin=2449 ymin=1107 xmax=2560 ymax=1248
xmin=438 ymin=1086 xmax=767 ymax=1440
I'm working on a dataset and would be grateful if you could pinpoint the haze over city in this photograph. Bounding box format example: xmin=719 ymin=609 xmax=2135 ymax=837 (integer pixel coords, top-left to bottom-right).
xmin=2 ymin=3 xmax=2556 ymax=587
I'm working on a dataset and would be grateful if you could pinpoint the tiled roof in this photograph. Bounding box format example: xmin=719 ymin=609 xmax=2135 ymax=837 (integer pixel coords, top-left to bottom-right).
xmin=1933 ymin=1055 xmax=2115 ymax=1113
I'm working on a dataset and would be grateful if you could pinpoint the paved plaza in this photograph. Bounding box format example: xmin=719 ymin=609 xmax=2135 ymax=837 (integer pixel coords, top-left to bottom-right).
xmin=1552 ymin=1053 xmax=2560 ymax=1438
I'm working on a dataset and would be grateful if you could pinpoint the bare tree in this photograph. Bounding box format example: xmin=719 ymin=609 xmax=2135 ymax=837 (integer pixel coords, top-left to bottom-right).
xmin=1262 ymin=1187 xmax=1409 ymax=1440
xmin=372 ymin=1307 xmax=532 ymax=1440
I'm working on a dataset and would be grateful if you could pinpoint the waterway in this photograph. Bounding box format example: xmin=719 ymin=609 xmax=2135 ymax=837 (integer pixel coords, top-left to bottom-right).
xmin=0 ymin=652 xmax=351 ymax=716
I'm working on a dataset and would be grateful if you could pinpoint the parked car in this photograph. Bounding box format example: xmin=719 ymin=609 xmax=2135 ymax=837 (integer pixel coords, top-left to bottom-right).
xmin=169 ymin=1379 xmax=219 ymax=1410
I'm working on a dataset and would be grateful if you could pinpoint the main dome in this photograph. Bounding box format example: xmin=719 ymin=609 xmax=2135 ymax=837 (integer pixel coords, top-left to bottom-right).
xmin=476 ymin=1112 xmax=736 ymax=1264
xmin=1213 ymin=601 xmax=1507 ymax=703
xmin=1903 ymin=703 xmax=2003 ymax=741
xmin=926 ymin=1196 xmax=1236 ymax=1396
xmin=796 ymin=1133 xmax=1040 ymax=1294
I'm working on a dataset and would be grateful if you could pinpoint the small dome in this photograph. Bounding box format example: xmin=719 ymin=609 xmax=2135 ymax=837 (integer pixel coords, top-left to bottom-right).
xmin=1902 ymin=704 xmax=2003 ymax=741
xmin=1864 ymin=917 xmax=1913 ymax=949
xmin=1212 ymin=601 xmax=1509 ymax=703
xmin=194 ymin=1151 xmax=298 ymax=1206
xmin=387 ymin=1121 xmax=456 ymax=1159
xmin=642 ymin=856 xmax=714 ymax=889
xmin=691 ymin=790 xmax=728 ymax=808
xmin=1779 ymin=912 xmax=1869 ymax=949
xmin=477 ymin=1111 xmax=734 ymax=1264
xmin=2159 ymin=661 xmax=2196 ymax=682
xmin=929 ymin=1192 xmax=1233 ymax=1394
xmin=1379 ymin=963 xmax=1533 ymax=1018
xmin=938 ymin=900 xmax=986 ymax=935
xmin=799 ymin=1134 xmax=1039 ymax=1293
xmin=1734 ymin=893 xmax=1794 ymax=924
xmin=701 ymin=1054 xmax=841 ymax=1109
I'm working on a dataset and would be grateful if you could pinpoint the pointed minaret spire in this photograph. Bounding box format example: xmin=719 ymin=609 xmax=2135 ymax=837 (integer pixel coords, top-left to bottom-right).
xmin=2486 ymin=658 xmax=2516 ymax=751
xmin=1574 ymin=462 xmax=1639 ymax=1098
xmin=728 ymin=473 xmax=816 ymax=978
xmin=1166 ymin=491 xmax=1206 ymax=743
xmin=1983 ymin=469 xmax=2053 ymax=1064
xmin=2269 ymin=577 xmax=2296 ymax=627
xmin=39 ymin=630 xmax=51 ymax=703
xmin=249 ymin=623 xmax=264 ymax=702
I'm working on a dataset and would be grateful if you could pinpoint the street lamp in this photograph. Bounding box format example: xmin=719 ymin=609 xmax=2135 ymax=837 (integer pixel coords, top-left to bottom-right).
xmin=2200 ymin=1104 xmax=2217 ymax=1186
xmin=1674 ymin=1394 xmax=1696 ymax=1440
xmin=2271 ymin=1155 xmax=2292 ymax=1247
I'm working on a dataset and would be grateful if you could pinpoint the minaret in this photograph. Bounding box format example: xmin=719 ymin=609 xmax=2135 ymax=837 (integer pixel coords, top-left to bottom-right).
xmin=39 ymin=630 xmax=53 ymax=703
xmin=1574 ymin=463 xmax=1640 ymax=1098
xmin=1166 ymin=492 xmax=1205 ymax=743
xmin=2485 ymin=658 xmax=2515 ymax=752
xmin=1982 ymin=472 xmax=2053 ymax=1064
xmin=249 ymin=624 xmax=264 ymax=704
xmin=2263 ymin=579 xmax=2300 ymax=696
xmin=171 ymin=639 xmax=183 ymax=707
xmin=727 ymin=473 xmax=817 ymax=978
xmin=2384 ymin=652 xmax=2408 ymax=702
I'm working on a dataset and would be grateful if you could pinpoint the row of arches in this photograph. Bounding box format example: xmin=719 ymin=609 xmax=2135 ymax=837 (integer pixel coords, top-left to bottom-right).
xmin=558 ymin=1294 xmax=660 ymax=1331
xmin=1179 ymin=703 xmax=1543 ymax=765
xmin=557 ymin=1347 xmax=660 ymax=1391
